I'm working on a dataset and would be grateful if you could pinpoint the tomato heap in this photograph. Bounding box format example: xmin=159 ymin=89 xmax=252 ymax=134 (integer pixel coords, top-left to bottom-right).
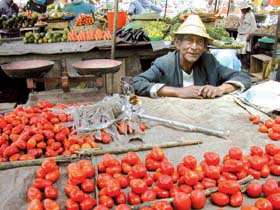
xmin=27 ymin=159 xmax=60 ymax=210
xmin=0 ymin=101 xmax=100 ymax=162
xmin=249 ymin=115 xmax=280 ymax=141
xmin=65 ymin=160 xmax=97 ymax=210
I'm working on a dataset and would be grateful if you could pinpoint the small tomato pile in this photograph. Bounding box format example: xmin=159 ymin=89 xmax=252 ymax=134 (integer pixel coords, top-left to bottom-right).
xmin=65 ymin=160 xmax=97 ymax=210
xmin=249 ymin=115 xmax=280 ymax=141
xmin=27 ymin=159 xmax=60 ymax=210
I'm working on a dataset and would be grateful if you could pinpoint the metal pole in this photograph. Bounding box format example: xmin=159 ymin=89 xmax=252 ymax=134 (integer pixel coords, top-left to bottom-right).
xmin=111 ymin=0 xmax=119 ymax=59
xmin=164 ymin=0 xmax=168 ymax=18
xmin=227 ymin=0 xmax=231 ymax=16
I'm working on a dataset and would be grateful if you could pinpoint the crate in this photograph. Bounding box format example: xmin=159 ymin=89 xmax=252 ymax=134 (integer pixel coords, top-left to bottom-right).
xmin=250 ymin=54 xmax=272 ymax=74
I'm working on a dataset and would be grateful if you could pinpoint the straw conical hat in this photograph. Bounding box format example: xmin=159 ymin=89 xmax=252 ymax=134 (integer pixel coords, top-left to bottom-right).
xmin=174 ymin=14 xmax=213 ymax=41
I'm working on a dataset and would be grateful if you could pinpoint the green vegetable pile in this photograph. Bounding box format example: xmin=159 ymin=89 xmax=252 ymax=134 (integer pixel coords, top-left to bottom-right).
xmin=206 ymin=26 xmax=232 ymax=43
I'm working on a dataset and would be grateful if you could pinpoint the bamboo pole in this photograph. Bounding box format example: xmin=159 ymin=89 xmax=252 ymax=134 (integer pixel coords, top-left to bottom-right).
xmin=111 ymin=0 xmax=119 ymax=59
xmin=138 ymin=113 xmax=229 ymax=139
xmin=163 ymin=0 xmax=168 ymax=18
xmin=131 ymin=175 xmax=254 ymax=210
xmin=0 ymin=140 xmax=202 ymax=170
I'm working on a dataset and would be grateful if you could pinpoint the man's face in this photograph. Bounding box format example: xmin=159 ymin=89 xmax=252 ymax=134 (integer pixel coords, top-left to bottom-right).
xmin=175 ymin=35 xmax=206 ymax=63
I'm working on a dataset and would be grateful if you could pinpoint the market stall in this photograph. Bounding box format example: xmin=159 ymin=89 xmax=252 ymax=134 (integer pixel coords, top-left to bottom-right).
xmin=0 ymin=95 xmax=279 ymax=210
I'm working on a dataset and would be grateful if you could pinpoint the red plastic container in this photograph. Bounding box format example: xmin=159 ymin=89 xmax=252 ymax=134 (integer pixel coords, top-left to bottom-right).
xmin=107 ymin=11 xmax=127 ymax=33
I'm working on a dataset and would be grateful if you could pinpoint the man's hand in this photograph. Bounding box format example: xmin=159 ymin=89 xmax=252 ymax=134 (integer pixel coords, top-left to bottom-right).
xmin=198 ymin=85 xmax=225 ymax=99
xmin=176 ymin=86 xmax=203 ymax=99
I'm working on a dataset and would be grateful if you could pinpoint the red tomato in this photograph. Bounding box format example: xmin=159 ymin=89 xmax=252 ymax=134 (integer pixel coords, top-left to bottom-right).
xmin=130 ymin=179 xmax=147 ymax=195
xmin=229 ymin=147 xmax=243 ymax=160
xmin=151 ymin=201 xmax=173 ymax=210
xmin=190 ymin=190 xmax=206 ymax=209
xmin=211 ymin=192 xmax=229 ymax=207
xmin=116 ymin=191 xmax=127 ymax=204
xmin=222 ymin=172 xmax=237 ymax=180
xmin=43 ymin=199 xmax=60 ymax=210
xmin=250 ymin=115 xmax=260 ymax=124
xmin=223 ymin=159 xmax=243 ymax=173
xmin=248 ymin=168 xmax=261 ymax=179
xmin=265 ymin=120 xmax=275 ymax=128
xmin=155 ymin=187 xmax=170 ymax=199
xmin=261 ymin=165 xmax=270 ymax=178
xmin=130 ymin=164 xmax=147 ymax=178
xmin=248 ymin=156 xmax=267 ymax=171
xmin=230 ymin=191 xmax=243 ymax=207
xmin=270 ymin=164 xmax=280 ymax=176
xmin=81 ymin=179 xmax=95 ymax=193
xmin=70 ymin=189 xmax=86 ymax=203
xmin=274 ymin=153 xmax=280 ymax=165
xmin=144 ymin=175 xmax=154 ymax=187
xmin=218 ymin=180 xmax=241 ymax=195
xmin=201 ymin=178 xmax=216 ymax=189
xmin=115 ymin=204 xmax=131 ymax=210
xmin=141 ymin=189 xmax=156 ymax=202
xmin=121 ymin=152 xmax=141 ymax=165
xmin=259 ymin=124 xmax=268 ymax=133
xmin=255 ymin=198 xmax=273 ymax=210
xmin=80 ymin=198 xmax=97 ymax=210
xmin=145 ymin=157 xmax=161 ymax=171
xmin=97 ymin=174 xmax=112 ymax=189
xmin=182 ymin=155 xmax=197 ymax=169
xmin=105 ymin=180 xmax=121 ymax=197
xmin=204 ymin=165 xmax=221 ymax=180
xmin=65 ymin=199 xmax=79 ymax=210
xmin=157 ymin=174 xmax=173 ymax=190
xmin=150 ymin=147 xmax=165 ymax=161
xmin=250 ymin=146 xmax=264 ymax=156
xmin=27 ymin=199 xmax=43 ymax=210
xmin=44 ymin=186 xmax=58 ymax=199
xmin=183 ymin=170 xmax=199 ymax=186
xmin=179 ymin=185 xmax=193 ymax=194
xmin=246 ymin=182 xmax=263 ymax=198
xmin=267 ymin=193 xmax=280 ymax=210
xmin=203 ymin=152 xmax=220 ymax=166
xmin=262 ymin=178 xmax=280 ymax=197
xmin=128 ymin=192 xmax=141 ymax=205
xmin=32 ymin=178 xmax=52 ymax=190
xmin=160 ymin=161 xmax=175 ymax=175
xmin=99 ymin=195 xmax=114 ymax=208
xmin=113 ymin=174 xmax=129 ymax=189
xmin=268 ymin=130 xmax=280 ymax=140
xmin=27 ymin=187 xmax=42 ymax=201
xmin=45 ymin=169 xmax=60 ymax=183
xmin=265 ymin=144 xmax=280 ymax=156
xmin=173 ymin=192 xmax=191 ymax=210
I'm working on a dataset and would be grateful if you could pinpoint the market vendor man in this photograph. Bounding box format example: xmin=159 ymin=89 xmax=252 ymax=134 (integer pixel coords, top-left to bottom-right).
xmin=132 ymin=15 xmax=251 ymax=99
xmin=128 ymin=0 xmax=162 ymax=16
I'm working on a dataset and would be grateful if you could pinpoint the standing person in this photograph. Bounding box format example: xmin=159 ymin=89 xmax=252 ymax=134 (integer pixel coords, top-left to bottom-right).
xmin=64 ymin=0 xmax=96 ymax=16
xmin=132 ymin=15 xmax=251 ymax=99
xmin=237 ymin=1 xmax=257 ymax=66
xmin=128 ymin=0 xmax=162 ymax=16
xmin=0 ymin=0 xmax=18 ymax=17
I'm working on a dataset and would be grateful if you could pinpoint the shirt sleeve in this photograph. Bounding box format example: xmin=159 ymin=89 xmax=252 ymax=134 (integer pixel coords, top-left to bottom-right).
xmin=150 ymin=83 xmax=165 ymax=98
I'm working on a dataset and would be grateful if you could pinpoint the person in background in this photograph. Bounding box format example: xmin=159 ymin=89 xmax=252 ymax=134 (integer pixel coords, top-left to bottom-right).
xmin=64 ymin=0 xmax=95 ymax=16
xmin=128 ymin=0 xmax=162 ymax=16
xmin=237 ymin=1 xmax=257 ymax=66
xmin=0 ymin=0 xmax=18 ymax=17
xmin=24 ymin=0 xmax=53 ymax=13
xmin=210 ymin=49 xmax=242 ymax=71
xmin=132 ymin=15 xmax=251 ymax=99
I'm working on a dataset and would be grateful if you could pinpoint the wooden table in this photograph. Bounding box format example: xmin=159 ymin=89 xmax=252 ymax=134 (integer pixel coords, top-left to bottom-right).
xmin=0 ymin=40 xmax=172 ymax=93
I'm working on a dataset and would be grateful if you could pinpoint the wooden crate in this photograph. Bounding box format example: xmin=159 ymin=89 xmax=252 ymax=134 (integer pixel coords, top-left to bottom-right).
xmin=250 ymin=54 xmax=272 ymax=75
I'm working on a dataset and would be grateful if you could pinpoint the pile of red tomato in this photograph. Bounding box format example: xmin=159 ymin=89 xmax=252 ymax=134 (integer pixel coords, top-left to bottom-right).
xmin=26 ymin=143 xmax=280 ymax=210
xmin=0 ymin=101 xmax=126 ymax=162
xmin=27 ymin=159 xmax=60 ymax=210
xmin=249 ymin=115 xmax=280 ymax=141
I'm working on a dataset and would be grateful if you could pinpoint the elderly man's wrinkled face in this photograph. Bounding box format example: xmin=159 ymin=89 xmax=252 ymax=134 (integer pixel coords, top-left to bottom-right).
xmin=175 ymin=35 xmax=206 ymax=63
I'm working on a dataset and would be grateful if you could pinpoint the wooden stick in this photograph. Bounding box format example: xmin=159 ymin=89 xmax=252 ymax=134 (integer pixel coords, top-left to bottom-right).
xmin=138 ymin=113 xmax=229 ymax=139
xmin=0 ymin=140 xmax=202 ymax=170
xmin=77 ymin=140 xmax=202 ymax=156
xmin=131 ymin=175 xmax=254 ymax=210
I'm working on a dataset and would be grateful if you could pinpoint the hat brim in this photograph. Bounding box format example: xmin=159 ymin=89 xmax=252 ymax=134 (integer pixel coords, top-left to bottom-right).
xmin=174 ymin=31 xmax=213 ymax=41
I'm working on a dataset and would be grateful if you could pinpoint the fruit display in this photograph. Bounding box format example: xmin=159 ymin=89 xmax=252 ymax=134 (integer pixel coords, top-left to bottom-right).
xmin=206 ymin=26 xmax=231 ymax=42
xmin=67 ymin=28 xmax=112 ymax=42
xmin=75 ymin=14 xmax=94 ymax=26
xmin=24 ymin=30 xmax=68 ymax=44
xmin=215 ymin=15 xmax=240 ymax=29
xmin=256 ymin=25 xmax=277 ymax=35
xmin=25 ymin=143 xmax=280 ymax=209
xmin=27 ymin=159 xmax=60 ymax=210
xmin=0 ymin=13 xmax=38 ymax=30
xmin=249 ymin=115 xmax=280 ymax=141
xmin=143 ymin=21 xmax=169 ymax=40
xmin=211 ymin=39 xmax=244 ymax=49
